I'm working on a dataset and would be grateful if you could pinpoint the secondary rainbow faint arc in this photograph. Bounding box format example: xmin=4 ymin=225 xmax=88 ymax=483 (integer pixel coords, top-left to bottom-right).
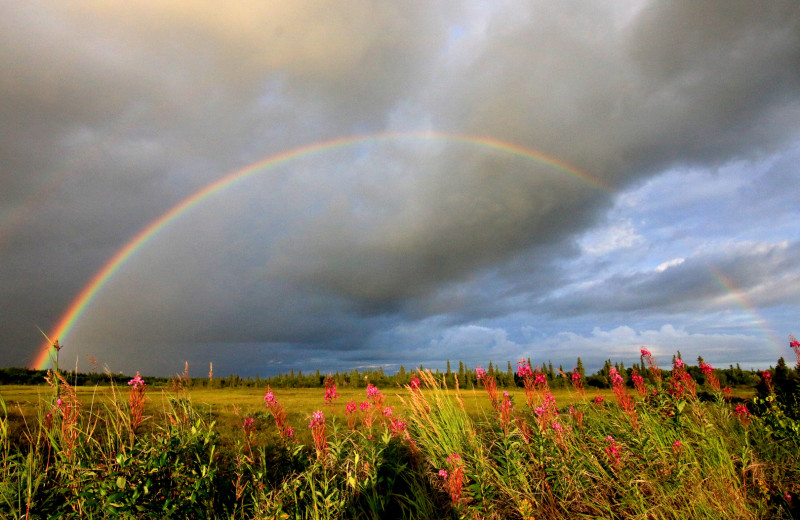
xmin=32 ymin=131 xmax=611 ymax=370
xmin=709 ymin=266 xmax=784 ymax=357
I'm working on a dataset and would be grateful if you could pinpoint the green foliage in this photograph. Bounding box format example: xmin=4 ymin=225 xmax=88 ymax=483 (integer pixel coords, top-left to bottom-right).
xmin=2 ymin=342 xmax=800 ymax=519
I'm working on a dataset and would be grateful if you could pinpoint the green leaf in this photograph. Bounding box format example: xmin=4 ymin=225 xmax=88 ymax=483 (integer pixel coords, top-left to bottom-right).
xmin=116 ymin=476 xmax=126 ymax=490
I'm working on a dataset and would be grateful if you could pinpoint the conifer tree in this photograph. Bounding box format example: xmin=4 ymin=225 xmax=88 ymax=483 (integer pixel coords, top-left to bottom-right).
xmin=576 ymin=357 xmax=585 ymax=378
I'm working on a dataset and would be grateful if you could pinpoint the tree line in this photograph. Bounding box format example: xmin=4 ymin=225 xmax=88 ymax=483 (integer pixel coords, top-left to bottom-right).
xmin=0 ymin=353 xmax=777 ymax=391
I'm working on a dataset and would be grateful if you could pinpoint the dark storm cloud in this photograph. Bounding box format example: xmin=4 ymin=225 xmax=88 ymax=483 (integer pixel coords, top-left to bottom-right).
xmin=1 ymin=1 xmax=799 ymax=374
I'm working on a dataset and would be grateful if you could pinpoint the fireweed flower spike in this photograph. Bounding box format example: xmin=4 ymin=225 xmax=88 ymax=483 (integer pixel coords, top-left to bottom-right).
xmin=323 ymin=376 xmax=339 ymax=405
xmin=735 ymin=404 xmax=752 ymax=428
xmin=242 ymin=417 xmax=256 ymax=455
xmin=345 ymin=400 xmax=358 ymax=429
xmin=640 ymin=346 xmax=662 ymax=382
xmin=517 ymin=360 xmax=537 ymax=408
xmin=790 ymin=334 xmax=800 ymax=366
xmin=475 ymin=366 xmax=499 ymax=409
xmin=264 ymin=386 xmax=294 ymax=441
xmin=570 ymin=369 xmax=585 ymax=397
xmin=128 ymin=371 xmax=147 ymax=433
xmin=443 ymin=454 xmax=465 ymax=505
xmin=761 ymin=371 xmax=774 ymax=393
xmin=672 ymin=440 xmax=683 ymax=455
xmin=366 ymin=383 xmax=385 ymax=412
xmin=631 ymin=370 xmax=647 ymax=396
xmin=668 ymin=357 xmax=696 ymax=399
xmin=360 ymin=400 xmax=375 ymax=434
xmin=498 ymin=395 xmax=514 ymax=433
xmin=609 ymin=366 xmax=637 ymax=429
xmin=699 ymin=361 xmax=721 ymax=392
xmin=605 ymin=436 xmax=621 ymax=467
xmin=308 ymin=410 xmax=327 ymax=460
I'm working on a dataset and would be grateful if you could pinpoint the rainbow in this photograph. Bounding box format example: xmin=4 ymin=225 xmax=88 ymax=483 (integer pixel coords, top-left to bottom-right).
xmin=32 ymin=131 xmax=610 ymax=369
xmin=709 ymin=266 xmax=784 ymax=357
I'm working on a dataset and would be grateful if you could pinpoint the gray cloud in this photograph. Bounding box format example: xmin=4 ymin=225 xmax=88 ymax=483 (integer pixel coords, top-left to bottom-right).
xmin=1 ymin=1 xmax=799 ymax=375
xmin=541 ymin=241 xmax=800 ymax=317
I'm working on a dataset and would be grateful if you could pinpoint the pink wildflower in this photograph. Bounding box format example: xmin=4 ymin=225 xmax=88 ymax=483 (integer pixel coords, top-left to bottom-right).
xmin=604 ymin=435 xmax=621 ymax=467
xmin=443 ymin=454 xmax=465 ymax=505
xmin=570 ymin=369 xmax=585 ymax=396
xmin=518 ymin=360 xmax=537 ymax=408
xmin=127 ymin=374 xmax=146 ymax=388
xmin=516 ymin=359 xmax=534 ymax=378
xmin=475 ymin=366 xmax=499 ymax=409
xmin=263 ymin=386 xmax=294 ymax=442
xmin=609 ymin=367 xmax=624 ymax=387
xmin=723 ymin=387 xmax=732 ymax=401
xmin=389 ymin=418 xmax=407 ymax=437
xmin=668 ymin=357 xmax=696 ymax=399
xmin=498 ymin=397 xmax=514 ymax=433
xmin=640 ymin=347 xmax=662 ymax=382
xmin=632 ymin=371 xmax=647 ymax=396
xmin=790 ymin=334 xmax=800 ymax=366
xmin=345 ymin=400 xmax=358 ymax=429
xmin=309 ymin=410 xmax=325 ymax=427
xmin=735 ymin=404 xmax=752 ymax=428
xmin=128 ymin=371 xmax=147 ymax=433
xmin=242 ymin=417 xmax=256 ymax=454
xmin=791 ymin=334 xmax=800 ymax=350
xmin=761 ymin=370 xmax=775 ymax=393
xmin=366 ymin=384 xmax=382 ymax=399
xmin=308 ymin=410 xmax=327 ymax=460
xmin=366 ymin=384 xmax=385 ymax=411
xmin=323 ymin=376 xmax=338 ymax=405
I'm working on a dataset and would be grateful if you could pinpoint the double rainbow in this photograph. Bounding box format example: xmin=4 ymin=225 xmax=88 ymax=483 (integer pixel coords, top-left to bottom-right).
xmin=32 ymin=131 xmax=609 ymax=370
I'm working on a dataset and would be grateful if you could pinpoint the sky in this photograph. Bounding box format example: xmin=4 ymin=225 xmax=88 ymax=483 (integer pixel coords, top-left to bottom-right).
xmin=1 ymin=1 xmax=799 ymax=378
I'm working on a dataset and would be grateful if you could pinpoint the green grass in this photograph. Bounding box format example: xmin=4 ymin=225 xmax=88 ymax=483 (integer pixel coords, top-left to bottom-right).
xmin=0 ymin=365 xmax=795 ymax=519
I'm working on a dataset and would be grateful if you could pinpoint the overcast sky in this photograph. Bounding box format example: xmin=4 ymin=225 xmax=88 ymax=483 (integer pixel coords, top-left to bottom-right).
xmin=2 ymin=1 xmax=799 ymax=377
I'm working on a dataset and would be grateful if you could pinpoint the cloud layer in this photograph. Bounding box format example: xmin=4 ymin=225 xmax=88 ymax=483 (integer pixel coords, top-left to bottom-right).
xmin=2 ymin=0 xmax=799 ymax=375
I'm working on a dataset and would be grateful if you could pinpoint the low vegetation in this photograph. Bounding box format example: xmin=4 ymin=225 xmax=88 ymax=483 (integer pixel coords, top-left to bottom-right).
xmin=1 ymin=337 xmax=799 ymax=519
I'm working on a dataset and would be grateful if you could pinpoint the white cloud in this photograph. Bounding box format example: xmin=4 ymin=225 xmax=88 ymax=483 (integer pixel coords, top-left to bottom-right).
xmin=579 ymin=219 xmax=644 ymax=256
xmin=656 ymin=258 xmax=685 ymax=272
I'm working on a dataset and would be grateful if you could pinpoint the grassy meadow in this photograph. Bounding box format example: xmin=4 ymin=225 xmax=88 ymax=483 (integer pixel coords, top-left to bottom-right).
xmin=1 ymin=346 xmax=799 ymax=519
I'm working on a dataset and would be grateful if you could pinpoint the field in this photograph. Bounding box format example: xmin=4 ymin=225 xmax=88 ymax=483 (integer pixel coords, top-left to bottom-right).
xmin=1 ymin=351 xmax=799 ymax=519
xmin=0 ymin=382 xmax=621 ymax=448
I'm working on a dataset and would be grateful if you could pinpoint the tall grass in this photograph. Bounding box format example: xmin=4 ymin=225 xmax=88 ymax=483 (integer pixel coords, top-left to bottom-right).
xmin=1 ymin=344 xmax=799 ymax=519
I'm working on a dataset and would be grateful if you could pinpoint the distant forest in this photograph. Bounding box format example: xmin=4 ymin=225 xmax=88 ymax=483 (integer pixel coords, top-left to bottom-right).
xmin=0 ymin=353 xmax=788 ymax=391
